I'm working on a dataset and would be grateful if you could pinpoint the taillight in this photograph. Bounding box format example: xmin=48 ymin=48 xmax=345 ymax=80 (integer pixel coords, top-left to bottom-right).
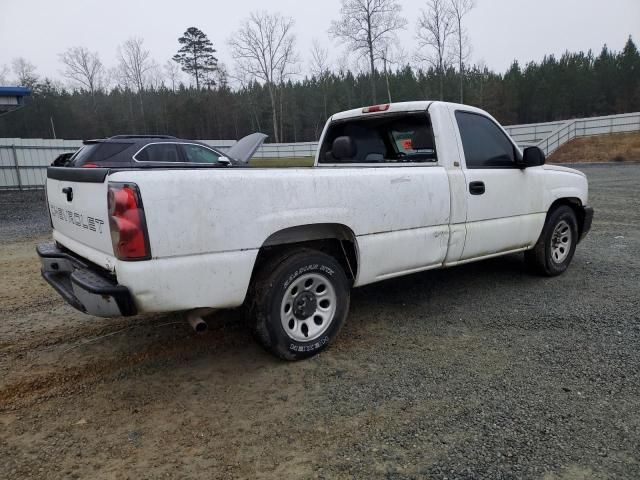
xmin=82 ymin=163 xmax=99 ymax=168
xmin=362 ymin=104 xmax=390 ymax=113
xmin=107 ymin=183 xmax=151 ymax=260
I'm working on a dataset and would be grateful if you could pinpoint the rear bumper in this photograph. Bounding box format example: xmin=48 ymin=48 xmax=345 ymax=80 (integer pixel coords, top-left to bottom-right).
xmin=37 ymin=242 xmax=136 ymax=317
xmin=579 ymin=206 xmax=594 ymax=243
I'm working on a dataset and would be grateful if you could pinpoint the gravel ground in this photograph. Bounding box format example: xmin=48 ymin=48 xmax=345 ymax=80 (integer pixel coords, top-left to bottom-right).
xmin=0 ymin=189 xmax=50 ymax=242
xmin=0 ymin=164 xmax=639 ymax=479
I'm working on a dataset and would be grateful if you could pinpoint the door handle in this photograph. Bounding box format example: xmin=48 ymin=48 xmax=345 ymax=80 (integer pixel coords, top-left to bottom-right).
xmin=62 ymin=187 xmax=73 ymax=202
xmin=469 ymin=181 xmax=485 ymax=195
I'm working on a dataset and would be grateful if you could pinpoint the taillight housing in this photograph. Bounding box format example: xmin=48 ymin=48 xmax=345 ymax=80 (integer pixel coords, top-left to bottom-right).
xmin=107 ymin=183 xmax=151 ymax=261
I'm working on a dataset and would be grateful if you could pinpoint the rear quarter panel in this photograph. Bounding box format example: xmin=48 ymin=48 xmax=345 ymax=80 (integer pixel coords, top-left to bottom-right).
xmin=107 ymin=166 xmax=451 ymax=311
xmin=109 ymin=167 xmax=451 ymax=257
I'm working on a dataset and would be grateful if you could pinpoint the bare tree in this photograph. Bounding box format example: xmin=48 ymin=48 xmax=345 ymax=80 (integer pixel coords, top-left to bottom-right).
xmin=229 ymin=11 xmax=298 ymax=142
xmin=117 ymin=37 xmax=153 ymax=123
xmin=330 ymin=0 xmax=406 ymax=104
xmin=450 ymin=0 xmax=475 ymax=102
xmin=146 ymin=60 xmax=164 ymax=90
xmin=59 ymin=47 xmax=105 ymax=103
xmin=379 ymin=42 xmax=406 ymax=102
xmin=11 ymin=57 xmax=38 ymax=88
xmin=0 ymin=64 xmax=10 ymax=84
xmin=109 ymin=65 xmax=129 ymax=88
xmin=164 ymin=60 xmax=181 ymax=91
xmin=117 ymin=37 xmax=152 ymax=92
xmin=310 ymin=40 xmax=330 ymax=79
xmin=215 ymin=62 xmax=230 ymax=89
xmin=310 ymin=39 xmax=331 ymax=124
xmin=416 ymin=0 xmax=455 ymax=100
xmin=230 ymin=68 xmax=263 ymax=133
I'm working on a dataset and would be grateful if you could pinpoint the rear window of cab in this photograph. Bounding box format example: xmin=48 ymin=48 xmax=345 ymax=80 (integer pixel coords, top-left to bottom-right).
xmin=319 ymin=113 xmax=437 ymax=164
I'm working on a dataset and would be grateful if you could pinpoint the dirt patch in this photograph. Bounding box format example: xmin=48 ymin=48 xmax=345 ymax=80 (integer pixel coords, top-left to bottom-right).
xmin=548 ymin=132 xmax=640 ymax=163
xmin=0 ymin=239 xmax=57 ymax=317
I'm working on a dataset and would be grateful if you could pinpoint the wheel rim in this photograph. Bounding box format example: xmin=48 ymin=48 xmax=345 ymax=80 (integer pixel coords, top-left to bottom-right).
xmin=550 ymin=220 xmax=572 ymax=264
xmin=280 ymin=273 xmax=337 ymax=342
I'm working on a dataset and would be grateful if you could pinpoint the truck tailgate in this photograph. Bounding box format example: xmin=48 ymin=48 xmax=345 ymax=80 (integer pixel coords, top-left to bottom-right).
xmin=46 ymin=167 xmax=115 ymax=267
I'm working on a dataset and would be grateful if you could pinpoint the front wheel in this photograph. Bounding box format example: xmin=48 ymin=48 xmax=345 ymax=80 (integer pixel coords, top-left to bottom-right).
xmin=525 ymin=205 xmax=578 ymax=276
xmin=248 ymin=248 xmax=350 ymax=360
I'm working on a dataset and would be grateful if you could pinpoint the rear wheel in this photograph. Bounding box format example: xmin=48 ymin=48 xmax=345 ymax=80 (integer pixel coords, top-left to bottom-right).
xmin=248 ymin=248 xmax=350 ymax=360
xmin=525 ymin=205 xmax=578 ymax=276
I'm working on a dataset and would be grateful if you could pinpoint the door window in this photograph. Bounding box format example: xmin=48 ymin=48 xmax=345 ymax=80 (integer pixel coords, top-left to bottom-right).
xmin=181 ymin=144 xmax=222 ymax=164
xmin=455 ymin=111 xmax=518 ymax=168
xmin=135 ymin=143 xmax=181 ymax=163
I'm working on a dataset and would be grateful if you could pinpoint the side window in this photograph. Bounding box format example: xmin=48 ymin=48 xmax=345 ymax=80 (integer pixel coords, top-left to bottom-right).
xmin=455 ymin=111 xmax=517 ymax=168
xmin=182 ymin=144 xmax=221 ymax=164
xmin=319 ymin=114 xmax=436 ymax=164
xmin=135 ymin=143 xmax=181 ymax=163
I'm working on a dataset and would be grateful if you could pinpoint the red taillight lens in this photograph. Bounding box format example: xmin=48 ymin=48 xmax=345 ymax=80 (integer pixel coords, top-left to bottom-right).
xmin=362 ymin=104 xmax=390 ymax=113
xmin=82 ymin=163 xmax=99 ymax=168
xmin=107 ymin=183 xmax=150 ymax=260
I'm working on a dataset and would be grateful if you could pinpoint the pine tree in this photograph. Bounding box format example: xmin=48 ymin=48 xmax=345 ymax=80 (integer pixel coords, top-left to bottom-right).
xmin=172 ymin=27 xmax=218 ymax=90
xmin=618 ymin=36 xmax=640 ymax=110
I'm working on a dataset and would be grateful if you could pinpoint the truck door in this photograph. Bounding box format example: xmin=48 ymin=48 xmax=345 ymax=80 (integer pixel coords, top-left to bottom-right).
xmin=452 ymin=109 xmax=546 ymax=261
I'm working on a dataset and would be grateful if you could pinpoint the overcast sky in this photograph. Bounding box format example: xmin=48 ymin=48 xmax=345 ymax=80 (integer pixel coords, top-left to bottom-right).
xmin=1 ymin=0 xmax=639 ymax=84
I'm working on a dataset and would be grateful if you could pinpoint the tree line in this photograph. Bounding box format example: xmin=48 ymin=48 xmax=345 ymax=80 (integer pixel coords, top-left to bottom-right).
xmin=0 ymin=0 xmax=638 ymax=142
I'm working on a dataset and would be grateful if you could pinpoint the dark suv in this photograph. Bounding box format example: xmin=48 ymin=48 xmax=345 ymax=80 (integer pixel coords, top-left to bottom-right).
xmin=54 ymin=132 xmax=267 ymax=168
xmin=59 ymin=135 xmax=231 ymax=168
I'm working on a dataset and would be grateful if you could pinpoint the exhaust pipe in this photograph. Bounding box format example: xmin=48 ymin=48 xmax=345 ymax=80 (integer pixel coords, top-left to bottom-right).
xmin=186 ymin=308 xmax=217 ymax=334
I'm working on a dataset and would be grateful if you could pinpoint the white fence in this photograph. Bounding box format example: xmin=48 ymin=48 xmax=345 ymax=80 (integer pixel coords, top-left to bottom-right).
xmin=0 ymin=139 xmax=83 ymax=189
xmin=2 ymin=112 xmax=639 ymax=189
xmin=503 ymin=120 xmax=569 ymax=146
xmin=534 ymin=112 xmax=640 ymax=155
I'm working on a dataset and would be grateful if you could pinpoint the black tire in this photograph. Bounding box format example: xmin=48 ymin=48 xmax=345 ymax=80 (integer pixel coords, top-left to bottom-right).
xmin=525 ymin=205 xmax=578 ymax=276
xmin=247 ymin=248 xmax=350 ymax=360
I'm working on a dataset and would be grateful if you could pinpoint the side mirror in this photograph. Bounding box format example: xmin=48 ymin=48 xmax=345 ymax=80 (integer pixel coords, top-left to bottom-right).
xmin=520 ymin=146 xmax=546 ymax=168
xmin=332 ymin=136 xmax=357 ymax=161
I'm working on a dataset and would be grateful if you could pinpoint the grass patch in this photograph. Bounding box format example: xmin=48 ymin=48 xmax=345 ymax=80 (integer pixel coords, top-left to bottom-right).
xmin=248 ymin=157 xmax=315 ymax=168
xmin=548 ymin=132 xmax=640 ymax=164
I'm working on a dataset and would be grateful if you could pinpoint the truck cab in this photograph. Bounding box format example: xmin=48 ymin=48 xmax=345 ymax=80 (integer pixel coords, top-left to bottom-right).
xmin=315 ymin=101 xmax=591 ymax=268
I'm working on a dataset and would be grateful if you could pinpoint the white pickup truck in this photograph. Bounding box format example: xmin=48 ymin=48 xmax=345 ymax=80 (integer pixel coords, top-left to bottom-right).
xmin=38 ymin=101 xmax=593 ymax=360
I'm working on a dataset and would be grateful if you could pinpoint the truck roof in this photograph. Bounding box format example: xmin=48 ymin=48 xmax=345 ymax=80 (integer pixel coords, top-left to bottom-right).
xmin=330 ymin=101 xmax=434 ymax=122
xmin=329 ymin=100 xmax=496 ymax=123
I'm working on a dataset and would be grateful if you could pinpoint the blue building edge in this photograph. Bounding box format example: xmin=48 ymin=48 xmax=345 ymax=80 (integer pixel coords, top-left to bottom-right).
xmin=0 ymin=86 xmax=32 ymax=96
xmin=0 ymin=86 xmax=32 ymax=114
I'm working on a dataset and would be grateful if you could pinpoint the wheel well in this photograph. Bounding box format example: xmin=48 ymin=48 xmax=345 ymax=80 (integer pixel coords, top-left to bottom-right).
xmin=253 ymin=224 xmax=359 ymax=283
xmin=548 ymin=197 xmax=586 ymax=236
